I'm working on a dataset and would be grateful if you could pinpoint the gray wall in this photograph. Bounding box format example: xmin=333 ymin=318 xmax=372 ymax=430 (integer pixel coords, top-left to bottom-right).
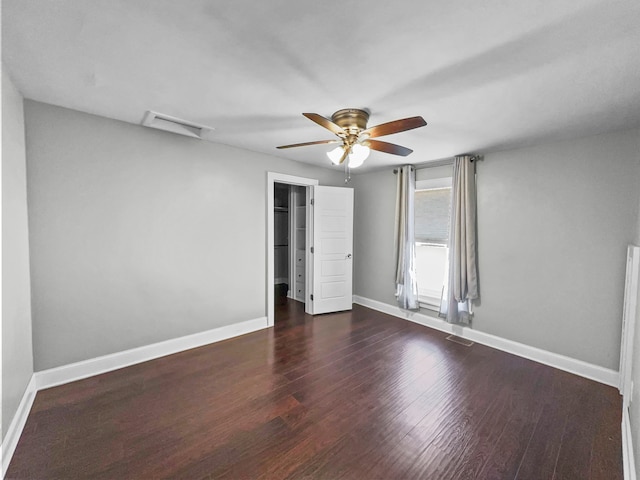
xmin=353 ymin=128 xmax=640 ymax=370
xmin=473 ymin=129 xmax=639 ymax=369
xmin=25 ymin=101 xmax=345 ymax=370
xmin=352 ymin=169 xmax=398 ymax=306
xmin=2 ymin=69 xmax=34 ymax=438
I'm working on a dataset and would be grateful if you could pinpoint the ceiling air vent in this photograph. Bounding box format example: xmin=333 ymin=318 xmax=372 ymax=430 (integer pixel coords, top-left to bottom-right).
xmin=141 ymin=111 xmax=214 ymax=140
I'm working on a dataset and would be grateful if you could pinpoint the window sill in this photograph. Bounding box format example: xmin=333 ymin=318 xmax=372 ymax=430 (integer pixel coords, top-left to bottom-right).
xmin=418 ymin=294 xmax=441 ymax=312
xmin=419 ymin=303 xmax=440 ymax=313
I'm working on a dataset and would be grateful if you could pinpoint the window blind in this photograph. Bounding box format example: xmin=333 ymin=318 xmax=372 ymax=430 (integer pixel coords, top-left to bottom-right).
xmin=415 ymin=188 xmax=451 ymax=245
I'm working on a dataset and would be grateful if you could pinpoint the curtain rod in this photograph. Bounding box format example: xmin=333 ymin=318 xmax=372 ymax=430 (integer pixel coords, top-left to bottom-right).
xmin=392 ymin=166 xmax=415 ymax=174
xmin=393 ymin=155 xmax=481 ymax=174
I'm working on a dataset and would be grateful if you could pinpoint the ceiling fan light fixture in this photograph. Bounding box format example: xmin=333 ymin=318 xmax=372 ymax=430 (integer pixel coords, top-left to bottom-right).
xmin=327 ymin=146 xmax=345 ymax=164
xmin=348 ymin=144 xmax=370 ymax=168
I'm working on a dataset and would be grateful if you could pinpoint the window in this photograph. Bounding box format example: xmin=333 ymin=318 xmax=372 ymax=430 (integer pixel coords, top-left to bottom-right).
xmin=414 ymin=166 xmax=453 ymax=310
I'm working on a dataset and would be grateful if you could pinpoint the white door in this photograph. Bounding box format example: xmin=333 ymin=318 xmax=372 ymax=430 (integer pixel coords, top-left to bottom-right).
xmin=310 ymin=186 xmax=354 ymax=314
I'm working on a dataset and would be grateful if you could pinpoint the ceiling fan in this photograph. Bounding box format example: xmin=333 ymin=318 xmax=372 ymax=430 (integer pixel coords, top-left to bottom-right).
xmin=277 ymin=109 xmax=427 ymax=168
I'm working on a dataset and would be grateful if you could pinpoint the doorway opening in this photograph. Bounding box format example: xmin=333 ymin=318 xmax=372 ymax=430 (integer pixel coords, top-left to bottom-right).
xmin=274 ymin=183 xmax=308 ymax=323
xmin=266 ymin=172 xmax=318 ymax=327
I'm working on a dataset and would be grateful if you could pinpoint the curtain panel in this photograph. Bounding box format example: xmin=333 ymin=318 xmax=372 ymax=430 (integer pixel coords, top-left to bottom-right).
xmin=394 ymin=165 xmax=419 ymax=310
xmin=440 ymin=155 xmax=479 ymax=323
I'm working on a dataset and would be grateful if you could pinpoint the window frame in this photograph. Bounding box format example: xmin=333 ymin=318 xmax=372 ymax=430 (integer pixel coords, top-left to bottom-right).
xmin=414 ymin=167 xmax=453 ymax=311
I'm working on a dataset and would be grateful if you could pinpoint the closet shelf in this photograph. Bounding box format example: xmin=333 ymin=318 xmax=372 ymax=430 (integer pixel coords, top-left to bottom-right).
xmin=274 ymin=206 xmax=289 ymax=212
xmin=275 ymin=244 xmax=288 ymax=247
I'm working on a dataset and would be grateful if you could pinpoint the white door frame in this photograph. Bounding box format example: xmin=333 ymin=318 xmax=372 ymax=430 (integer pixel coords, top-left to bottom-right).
xmin=620 ymin=245 xmax=639 ymax=404
xmin=267 ymin=172 xmax=318 ymax=327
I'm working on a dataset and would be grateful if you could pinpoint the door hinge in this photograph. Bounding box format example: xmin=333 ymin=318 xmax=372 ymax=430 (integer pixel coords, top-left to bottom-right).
xmin=310 ymin=246 xmax=314 ymax=254
xmin=310 ymin=198 xmax=314 ymax=205
xmin=310 ymin=294 xmax=314 ymax=301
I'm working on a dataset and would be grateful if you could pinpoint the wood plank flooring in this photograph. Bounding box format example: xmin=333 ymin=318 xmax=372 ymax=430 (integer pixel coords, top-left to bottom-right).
xmin=7 ymin=300 xmax=622 ymax=479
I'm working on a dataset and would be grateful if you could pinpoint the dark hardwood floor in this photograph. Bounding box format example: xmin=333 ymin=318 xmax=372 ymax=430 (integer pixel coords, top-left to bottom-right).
xmin=8 ymin=300 xmax=622 ymax=479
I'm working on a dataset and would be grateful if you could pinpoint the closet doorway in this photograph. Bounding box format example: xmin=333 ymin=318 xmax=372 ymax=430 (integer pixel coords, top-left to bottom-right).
xmin=274 ymin=183 xmax=308 ymax=311
xmin=266 ymin=172 xmax=317 ymax=327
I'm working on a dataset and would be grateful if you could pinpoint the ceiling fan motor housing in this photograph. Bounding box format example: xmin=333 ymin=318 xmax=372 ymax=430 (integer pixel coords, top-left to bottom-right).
xmin=331 ymin=109 xmax=369 ymax=135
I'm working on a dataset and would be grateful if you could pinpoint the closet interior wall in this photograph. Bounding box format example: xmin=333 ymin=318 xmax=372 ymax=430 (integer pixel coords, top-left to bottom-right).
xmin=274 ymin=183 xmax=290 ymax=302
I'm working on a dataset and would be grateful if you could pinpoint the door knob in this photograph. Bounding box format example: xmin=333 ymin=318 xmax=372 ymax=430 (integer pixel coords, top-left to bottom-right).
xmin=346 ymin=253 xmax=352 ymax=259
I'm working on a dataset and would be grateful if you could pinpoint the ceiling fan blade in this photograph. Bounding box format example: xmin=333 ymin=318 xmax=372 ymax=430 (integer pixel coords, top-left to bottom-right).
xmin=363 ymin=116 xmax=427 ymax=138
xmin=366 ymin=139 xmax=413 ymax=156
xmin=303 ymin=113 xmax=347 ymax=137
xmin=277 ymin=139 xmax=340 ymax=149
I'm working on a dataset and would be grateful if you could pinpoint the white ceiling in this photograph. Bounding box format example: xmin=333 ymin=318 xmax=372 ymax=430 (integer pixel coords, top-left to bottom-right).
xmin=4 ymin=0 xmax=640 ymax=172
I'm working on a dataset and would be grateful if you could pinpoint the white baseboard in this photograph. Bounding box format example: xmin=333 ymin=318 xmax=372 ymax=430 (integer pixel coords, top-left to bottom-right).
xmin=36 ymin=317 xmax=268 ymax=390
xmin=623 ymin=407 xmax=637 ymax=480
xmin=2 ymin=317 xmax=268 ymax=478
xmin=2 ymin=375 xmax=37 ymax=478
xmin=353 ymin=295 xmax=619 ymax=388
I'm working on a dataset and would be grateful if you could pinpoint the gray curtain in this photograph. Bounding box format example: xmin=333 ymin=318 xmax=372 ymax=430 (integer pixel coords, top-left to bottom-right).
xmin=440 ymin=155 xmax=478 ymax=323
xmin=394 ymin=165 xmax=419 ymax=310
